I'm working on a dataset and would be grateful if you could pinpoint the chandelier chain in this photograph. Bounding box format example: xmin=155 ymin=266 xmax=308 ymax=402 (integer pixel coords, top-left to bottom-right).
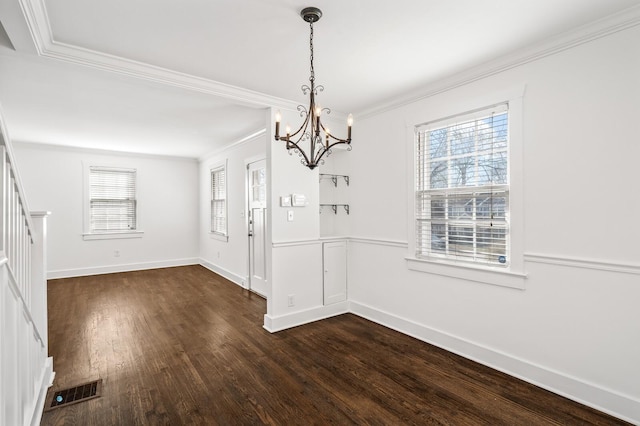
xmin=309 ymin=20 xmax=315 ymax=83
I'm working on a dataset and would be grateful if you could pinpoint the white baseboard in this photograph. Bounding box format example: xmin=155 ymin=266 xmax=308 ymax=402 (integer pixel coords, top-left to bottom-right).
xmin=349 ymin=301 xmax=639 ymax=424
xmin=47 ymin=258 xmax=199 ymax=279
xmin=199 ymin=258 xmax=246 ymax=288
xmin=30 ymin=357 xmax=54 ymax=426
xmin=263 ymin=301 xmax=349 ymax=333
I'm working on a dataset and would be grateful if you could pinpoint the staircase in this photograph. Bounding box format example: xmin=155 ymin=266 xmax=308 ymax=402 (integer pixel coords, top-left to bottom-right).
xmin=0 ymin=108 xmax=53 ymax=426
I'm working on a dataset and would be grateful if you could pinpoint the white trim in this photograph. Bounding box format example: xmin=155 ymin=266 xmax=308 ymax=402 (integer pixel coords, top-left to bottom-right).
xmin=82 ymin=230 xmax=144 ymax=241
xmin=47 ymin=258 xmax=199 ymax=279
xmin=208 ymin=232 xmax=229 ymax=242
xmin=199 ymin=258 xmax=246 ymax=288
xmin=525 ymin=253 xmax=640 ymax=276
xmin=199 ymin=129 xmax=266 ymax=162
xmin=272 ymin=239 xmax=323 ymax=248
xmin=29 ymin=357 xmax=54 ymax=426
xmin=406 ymin=257 xmax=527 ymax=290
xmin=263 ymin=301 xmax=349 ymax=333
xmin=358 ymin=5 xmax=640 ymax=119
xmin=13 ymin=140 xmax=199 ymax=162
xmin=348 ymin=301 xmax=640 ymax=425
xmin=348 ymin=237 xmax=408 ymax=248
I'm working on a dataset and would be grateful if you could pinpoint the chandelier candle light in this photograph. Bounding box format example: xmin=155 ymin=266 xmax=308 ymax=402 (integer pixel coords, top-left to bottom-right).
xmin=274 ymin=7 xmax=353 ymax=170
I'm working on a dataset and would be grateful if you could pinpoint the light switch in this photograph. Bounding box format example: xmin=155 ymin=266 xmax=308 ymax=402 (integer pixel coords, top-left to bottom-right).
xmin=280 ymin=195 xmax=292 ymax=207
xmin=287 ymin=210 xmax=294 ymax=221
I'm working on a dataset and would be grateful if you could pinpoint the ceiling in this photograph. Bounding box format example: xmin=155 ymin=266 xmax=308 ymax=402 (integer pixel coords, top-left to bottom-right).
xmin=0 ymin=0 xmax=638 ymax=158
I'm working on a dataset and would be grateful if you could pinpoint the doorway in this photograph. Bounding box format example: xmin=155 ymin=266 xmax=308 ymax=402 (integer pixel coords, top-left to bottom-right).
xmin=247 ymin=159 xmax=267 ymax=297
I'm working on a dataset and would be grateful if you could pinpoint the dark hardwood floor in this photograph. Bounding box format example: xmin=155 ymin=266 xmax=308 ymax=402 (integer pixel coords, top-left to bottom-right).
xmin=42 ymin=265 xmax=626 ymax=425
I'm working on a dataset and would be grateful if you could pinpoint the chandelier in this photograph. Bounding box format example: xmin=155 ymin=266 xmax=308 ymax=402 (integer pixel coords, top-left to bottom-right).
xmin=274 ymin=7 xmax=353 ymax=170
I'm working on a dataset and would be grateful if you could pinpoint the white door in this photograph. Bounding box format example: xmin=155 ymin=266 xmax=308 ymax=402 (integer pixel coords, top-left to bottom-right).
xmin=248 ymin=159 xmax=267 ymax=297
xmin=323 ymin=241 xmax=347 ymax=305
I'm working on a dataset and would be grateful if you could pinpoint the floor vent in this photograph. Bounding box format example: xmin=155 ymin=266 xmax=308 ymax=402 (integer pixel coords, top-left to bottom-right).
xmin=45 ymin=379 xmax=102 ymax=411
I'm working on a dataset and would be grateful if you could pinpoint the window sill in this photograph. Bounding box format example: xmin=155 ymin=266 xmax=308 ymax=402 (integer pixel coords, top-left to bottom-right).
xmin=405 ymin=257 xmax=527 ymax=290
xmin=83 ymin=231 xmax=144 ymax=241
xmin=209 ymin=232 xmax=229 ymax=242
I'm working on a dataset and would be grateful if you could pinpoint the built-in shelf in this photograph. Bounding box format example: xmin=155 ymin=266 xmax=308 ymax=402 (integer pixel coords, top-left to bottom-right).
xmin=320 ymin=204 xmax=350 ymax=215
xmin=319 ymin=173 xmax=349 ymax=187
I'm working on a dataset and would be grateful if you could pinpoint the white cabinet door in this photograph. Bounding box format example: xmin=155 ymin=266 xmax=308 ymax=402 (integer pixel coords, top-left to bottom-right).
xmin=323 ymin=241 xmax=347 ymax=305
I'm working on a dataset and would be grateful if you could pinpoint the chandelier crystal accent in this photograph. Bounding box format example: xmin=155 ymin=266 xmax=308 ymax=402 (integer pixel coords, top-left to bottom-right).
xmin=274 ymin=7 xmax=353 ymax=170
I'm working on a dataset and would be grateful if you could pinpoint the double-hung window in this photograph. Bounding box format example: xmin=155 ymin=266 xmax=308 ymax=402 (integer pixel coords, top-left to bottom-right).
xmin=415 ymin=104 xmax=509 ymax=266
xmin=210 ymin=166 xmax=227 ymax=237
xmin=88 ymin=166 xmax=137 ymax=234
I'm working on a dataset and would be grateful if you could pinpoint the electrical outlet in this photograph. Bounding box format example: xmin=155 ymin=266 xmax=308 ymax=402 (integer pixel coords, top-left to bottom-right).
xmin=287 ymin=294 xmax=295 ymax=307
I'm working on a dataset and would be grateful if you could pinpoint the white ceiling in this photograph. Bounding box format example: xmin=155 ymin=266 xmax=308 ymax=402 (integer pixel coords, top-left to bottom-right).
xmin=0 ymin=0 xmax=638 ymax=158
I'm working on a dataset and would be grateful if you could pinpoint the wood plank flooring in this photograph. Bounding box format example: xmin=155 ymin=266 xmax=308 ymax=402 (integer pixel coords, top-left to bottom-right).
xmin=42 ymin=265 xmax=627 ymax=425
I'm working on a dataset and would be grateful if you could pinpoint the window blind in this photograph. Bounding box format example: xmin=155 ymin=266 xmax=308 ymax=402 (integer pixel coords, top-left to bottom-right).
xmin=211 ymin=167 xmax=226 ymax=235
xmin=415 ymin=104 xmax=509 ymax=265
xmin=89 ymin=167 xmax=137 ymax=233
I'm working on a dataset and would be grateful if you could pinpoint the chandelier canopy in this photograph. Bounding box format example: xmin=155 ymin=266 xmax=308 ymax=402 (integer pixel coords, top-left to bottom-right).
xmin=274 ymin=7 xmax=353 ymax=170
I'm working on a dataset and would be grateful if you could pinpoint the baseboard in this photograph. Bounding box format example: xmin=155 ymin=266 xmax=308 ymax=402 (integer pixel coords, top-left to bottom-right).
xmin=263 ymin=301 xmax=349 ymax=333
xmin=29 ymin=357 xmax=54 ymax=426
xmin=199 ymin=258 xmax=246 ymax=288
xmin=349 ymin=301 xmax=640 ymax=424
xmin=47 ymin=258 xmax=200 ymax=279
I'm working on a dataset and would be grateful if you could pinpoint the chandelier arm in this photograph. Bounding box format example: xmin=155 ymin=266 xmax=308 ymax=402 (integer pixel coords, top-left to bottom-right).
xmin=313 ymin=139 xmax=349 ymax=165
xmin=287 ymin=111 xmax=311 ymax=140
xmin=286 ymin=140 xmax=312 ymax=166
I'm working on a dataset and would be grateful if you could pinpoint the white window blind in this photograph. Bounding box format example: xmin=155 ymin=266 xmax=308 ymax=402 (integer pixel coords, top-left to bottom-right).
xmin=415 ymin=104 xmax=509 ymax=266
xmin=211 ymin=167 xmax=227 ymax=235
xmin=89 ymin=167 xmax=137 ymax=233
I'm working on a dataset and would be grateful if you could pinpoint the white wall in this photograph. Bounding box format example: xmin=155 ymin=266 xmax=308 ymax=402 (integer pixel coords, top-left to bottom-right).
xmin=198 ymin=133 xmax=266 ymax=286
xmin=12 ymin=143 xmax=200 ymax=277
xmin=347 ymin=24 xmax=640 ymax=422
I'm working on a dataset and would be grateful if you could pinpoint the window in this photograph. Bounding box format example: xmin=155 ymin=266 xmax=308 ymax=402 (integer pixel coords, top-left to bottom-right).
xmin=88 ymin=166 xmax=137 ymax=234
xmin=210 ymin=166 xmax=227 ymax=236
xmin=415 ymin=104 xmax=509 ymax=266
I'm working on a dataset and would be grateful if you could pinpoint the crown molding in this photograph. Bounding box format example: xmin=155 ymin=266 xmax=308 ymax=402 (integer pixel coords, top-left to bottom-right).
xmin=198 ymin=128 xmax=266 ymax=162
xmin=357 ymin=4 xmax=640 ymax=119
xmin=12 ymin=140 xmax=199 ymax=162
xmin=18 ymin=0 xmax=298 ymax=111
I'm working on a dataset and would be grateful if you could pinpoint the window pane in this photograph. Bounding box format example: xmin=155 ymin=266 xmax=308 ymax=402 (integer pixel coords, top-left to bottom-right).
xmin=447 ymin=197 xmax=473 ymax=220
xmin=429 ymin=128 xmax=448 ymax=159
xmin=449 ymin=123 xmax=475 ymax=156
xmin=478 ymin=152 xmax=507 ymax=185
xmin=430 ymin=198 xmax=445 ymax=219
xmin=448 ymin=225 xmax=474 ymax=253
xmin=431 ymin=223 xmax=446 ymax=253
xmin=476 ymin=194 xmax=507 ymax=220
xmin=429 ymin=161 xmax=448 ymax=189
xmin=450 ymin=157 xmax=476 ymax=187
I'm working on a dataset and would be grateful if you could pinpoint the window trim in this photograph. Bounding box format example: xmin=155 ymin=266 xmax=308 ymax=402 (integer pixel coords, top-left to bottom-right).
xmin=210 ymin=160 xmax=228 ymax=242
xmin=83 ymin=163 xmax=143 ymax=241
xmin=406 ymin=85 xmax=526 ymax=289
